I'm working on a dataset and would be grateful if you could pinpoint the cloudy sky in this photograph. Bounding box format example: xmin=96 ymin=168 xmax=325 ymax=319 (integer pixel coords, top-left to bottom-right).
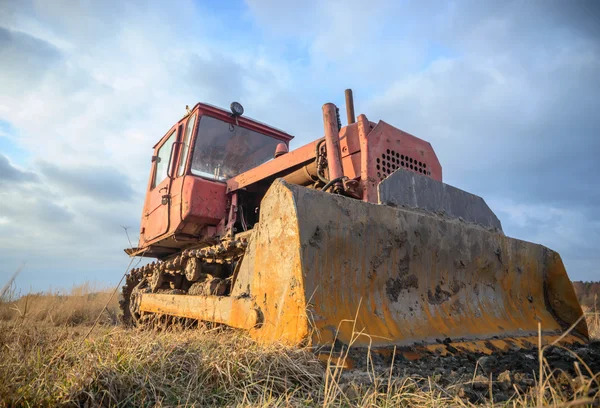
xmin=0 ymin=0 xmax=599 ymax=292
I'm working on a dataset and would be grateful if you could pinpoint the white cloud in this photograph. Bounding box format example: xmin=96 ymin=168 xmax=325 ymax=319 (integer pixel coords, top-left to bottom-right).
xmin=489 ymin=198 xmax=600 ymax=280
xmin=0 ymin=0 xmax=316 ymax=291
xmin=0 ymin=0 xmax=599 ymax=290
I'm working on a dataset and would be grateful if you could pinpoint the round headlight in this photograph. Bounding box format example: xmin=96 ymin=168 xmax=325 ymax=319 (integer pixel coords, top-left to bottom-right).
xmin=230 ymin=102 xmax=244 ymax=117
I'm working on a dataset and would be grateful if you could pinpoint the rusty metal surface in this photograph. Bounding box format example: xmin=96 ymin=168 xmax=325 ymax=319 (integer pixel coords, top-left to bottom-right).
xmin=180 ymin=176 xmax=227 ymax=225
xmin=379 ymin=168 xmax=503 ymax=231
xmin=137 ymin=101 xmax=449 ymax=259
xmin=382 ymin=333 xmax=584 ymax=357
xmin=345 ymin=89 xmax=356 ymax=124
xmin=360 ymin=119 xmax=443 ymax=203
xmin=127 ymin=94 xmax=587 ymax=356
xmin=281 ymin=160 xmax=319 ymax=186
xmin=338 ymin=123 xmax=361 ymax=160
xmin=142 ymin=129 xmax=179 ymax=242
xmin=357 ymin=114 xmax=373 ymax=202
xmin=226 ymin=140 xmax=318 ymax=193
xmin=137 ymin=102 xmax=293 ymax=252
xmin=236 ymin=180 xmax=587 ymax=350
xmin=122 ymin=238 xmax=249 ymax=325
xmin=230 ymin=181 xmax=309 ymax=344
xmin=322 ymin=103 xmax=344 ymax=190
xmin=139 ymin=293 xmax=259 ymax=330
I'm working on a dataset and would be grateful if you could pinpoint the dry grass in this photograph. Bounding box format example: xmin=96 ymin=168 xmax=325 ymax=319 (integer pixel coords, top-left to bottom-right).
xmin=0 ymin=322 xmax=598 ymax=407
xmin=0 ymin=284 xmax=598 ymax=407
xmin=0 ymin=282 xmax=119 ymax=326
xmin=583 ymin=306 xmax=600 ymax=340
xmin=0 ymin=323 xmax=323 ymax=407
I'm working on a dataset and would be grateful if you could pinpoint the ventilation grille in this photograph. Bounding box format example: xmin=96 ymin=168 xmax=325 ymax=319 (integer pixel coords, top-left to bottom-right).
xmin=376 ymin=149 xmax=431 ymax=181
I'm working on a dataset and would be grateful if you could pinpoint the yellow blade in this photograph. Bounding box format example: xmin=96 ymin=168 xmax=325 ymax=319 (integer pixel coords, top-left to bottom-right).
xmin=233 ymin=179 xmax=588 ymax=353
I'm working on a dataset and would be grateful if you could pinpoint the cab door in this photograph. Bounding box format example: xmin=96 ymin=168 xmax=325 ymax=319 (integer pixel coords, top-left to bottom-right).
xmin=142 ymin=126 xmax=179 ymax=241
xmin=170 ymin=112 xmax=197 ymax=228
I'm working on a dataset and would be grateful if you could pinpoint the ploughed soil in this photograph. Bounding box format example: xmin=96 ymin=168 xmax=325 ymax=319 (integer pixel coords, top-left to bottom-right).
xmin=342 ymin=341 xmax=600 ymax=404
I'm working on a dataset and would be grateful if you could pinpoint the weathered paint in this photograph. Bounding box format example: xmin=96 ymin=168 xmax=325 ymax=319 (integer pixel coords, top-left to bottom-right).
xmin=138 ymin=102 xmax=294 ymax=251
xmin=233 ymin=180 xmax=587 ymax=350
xmin=139 ymin=293 xmax=259 ymax=330
xmin=226 ymin=140 xmax=318 ymax=193
xmin=322 ymin=103 xmax=344 ymax=187
xmin=379 ymin=168 xmax=503 ymax=231
xmin=338 ymin=123 xmax=361 ymax=159
xmin=180 ymin=176 xmax=227 ymax=225
xmin=136 ymin=106 xmax=445 ymax=258
xmin=361 ymin=119 xmax=442 ymax=203
xmin=345 ymin=89 xmax=356 ymax=124
xmin=236 ymin=182 xmax=311 ymax=344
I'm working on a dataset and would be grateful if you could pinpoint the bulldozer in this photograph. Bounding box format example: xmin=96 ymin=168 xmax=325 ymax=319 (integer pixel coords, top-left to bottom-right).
xmin=121 ymin=89 xmax=588 ymax=356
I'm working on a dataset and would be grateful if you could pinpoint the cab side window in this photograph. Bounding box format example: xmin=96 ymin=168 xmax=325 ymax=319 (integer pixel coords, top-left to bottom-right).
xmin=151 ymin=129 xmax=177 ymax=189
xmin=178 ymin=113 xmax=197 ymax=176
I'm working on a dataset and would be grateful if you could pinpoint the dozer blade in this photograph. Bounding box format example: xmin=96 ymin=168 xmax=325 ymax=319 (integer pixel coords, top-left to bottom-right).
xmin=231 ymin=178 xmax=588 ymax=354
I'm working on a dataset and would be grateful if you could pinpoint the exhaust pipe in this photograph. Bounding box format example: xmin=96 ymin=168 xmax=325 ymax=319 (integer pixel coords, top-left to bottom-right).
xmin=345 ymin=89 xmax=355 ymax=124
xmin=322 ymin=103 xmax=344 ymax=193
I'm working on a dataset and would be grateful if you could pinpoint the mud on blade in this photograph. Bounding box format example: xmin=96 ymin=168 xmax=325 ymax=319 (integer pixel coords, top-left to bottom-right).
xmin=234 ymin=179 xmax=588 ymax=353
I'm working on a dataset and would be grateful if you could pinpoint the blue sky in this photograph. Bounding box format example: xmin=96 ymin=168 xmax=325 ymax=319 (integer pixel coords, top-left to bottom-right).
xmin=0 ymin=121 xmax=27 ymax=165
xmin=0 ymin=0 xmax=599 ymax=293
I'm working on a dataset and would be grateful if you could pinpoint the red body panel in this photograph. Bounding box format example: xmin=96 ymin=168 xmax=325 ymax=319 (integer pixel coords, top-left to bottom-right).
xmin=359 ymin=117 xmax=442 ymax=202
xmin=142 ymin=176 xmax=171 ymax=241
xmin=140 ymin=121 xmax=183 ymax=246
xmin=181 ymin=176 xmax=227 ymax=226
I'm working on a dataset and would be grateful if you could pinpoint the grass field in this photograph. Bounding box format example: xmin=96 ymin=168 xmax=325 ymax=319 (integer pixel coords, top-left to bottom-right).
xmin=0 ymin=285 xmax=599 ymax=407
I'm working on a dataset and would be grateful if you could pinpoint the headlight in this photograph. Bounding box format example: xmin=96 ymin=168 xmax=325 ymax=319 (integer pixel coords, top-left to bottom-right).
xmin=230 ymin=102 xmax=244 ymax=117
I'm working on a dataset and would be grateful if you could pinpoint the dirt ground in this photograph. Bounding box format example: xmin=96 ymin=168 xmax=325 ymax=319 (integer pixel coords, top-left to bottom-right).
xmin=343 ymin=340 xmax=600 ymax=404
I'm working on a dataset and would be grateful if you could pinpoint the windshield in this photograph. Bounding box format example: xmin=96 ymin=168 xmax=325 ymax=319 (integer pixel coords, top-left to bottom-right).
xmin=190 ymin=116 xmax=282 ymax=181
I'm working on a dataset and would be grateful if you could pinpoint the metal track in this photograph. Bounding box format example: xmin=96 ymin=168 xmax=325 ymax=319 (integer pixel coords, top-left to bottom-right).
xmin=119 ymin=267 xmax=143 ymax=326
xmin=120 ymin=238 xmax=248 ymax=326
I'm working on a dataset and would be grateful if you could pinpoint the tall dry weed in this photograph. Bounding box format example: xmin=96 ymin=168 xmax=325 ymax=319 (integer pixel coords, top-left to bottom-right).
xmin=584 ymin=307 xmax=600 ymax=340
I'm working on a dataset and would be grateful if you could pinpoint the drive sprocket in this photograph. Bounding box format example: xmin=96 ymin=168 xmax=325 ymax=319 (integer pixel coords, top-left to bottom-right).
xmin=119 ymin=267 xmax=143 ymax=326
